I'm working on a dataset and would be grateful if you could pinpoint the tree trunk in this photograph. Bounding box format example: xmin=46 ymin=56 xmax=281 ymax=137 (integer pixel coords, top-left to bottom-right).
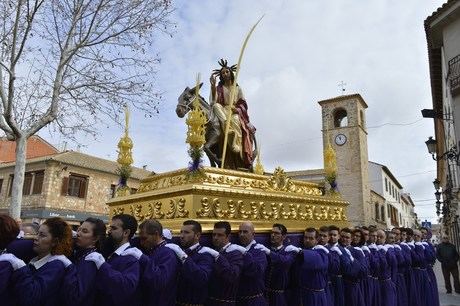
xmin=8 ymin=136 xmax=27 ymax=219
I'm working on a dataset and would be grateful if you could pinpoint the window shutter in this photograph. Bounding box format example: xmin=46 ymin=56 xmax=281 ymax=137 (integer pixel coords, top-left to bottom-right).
xmin=61 ymin=177 xmax=69 ymax=196
xmin=79 ymin=178 xmax=87 ymax=198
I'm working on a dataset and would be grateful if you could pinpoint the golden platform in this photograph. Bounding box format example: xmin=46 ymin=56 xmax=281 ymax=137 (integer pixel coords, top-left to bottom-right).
xmin=107 ymin=167 xmax=349 ymax=233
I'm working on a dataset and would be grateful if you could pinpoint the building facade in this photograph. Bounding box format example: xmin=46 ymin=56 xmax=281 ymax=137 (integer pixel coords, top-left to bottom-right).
xmin=0 ymin=149 xmax=150 ymax=225
xmin=368 ymin=161 xmax=416 ymax=228
xmin=425 ymin=0 xmax=460 ymax=247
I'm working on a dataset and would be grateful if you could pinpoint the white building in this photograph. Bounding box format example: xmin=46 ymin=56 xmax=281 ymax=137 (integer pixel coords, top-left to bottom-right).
xmin=368 ymin=161 xmax=416 ymax=228
xmin=425 ymin=0 xmax=460 ymax=247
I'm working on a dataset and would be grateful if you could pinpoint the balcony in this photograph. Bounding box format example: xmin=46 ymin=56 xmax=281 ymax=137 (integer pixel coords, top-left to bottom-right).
xmin=449 ymin=54 xmax=460 ymax=96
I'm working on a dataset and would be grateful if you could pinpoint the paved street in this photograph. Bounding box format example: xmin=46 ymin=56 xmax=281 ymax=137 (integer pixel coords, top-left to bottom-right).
xmin=434 ymin=262 xmax=460 ymax=306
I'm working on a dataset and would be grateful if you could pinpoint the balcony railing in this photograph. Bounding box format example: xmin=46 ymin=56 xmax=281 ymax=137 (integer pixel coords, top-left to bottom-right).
xmin=449 ymin=54 xmax=460 ymax=96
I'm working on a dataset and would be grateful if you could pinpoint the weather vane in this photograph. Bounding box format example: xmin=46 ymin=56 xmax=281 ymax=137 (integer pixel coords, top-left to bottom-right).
xmin=338 ymin=81 xmax=347 ymax=94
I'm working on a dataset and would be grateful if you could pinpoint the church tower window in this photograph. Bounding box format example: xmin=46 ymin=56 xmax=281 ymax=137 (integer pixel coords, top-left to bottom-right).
xmin=333 ymin=108 xmax=348 ymax=127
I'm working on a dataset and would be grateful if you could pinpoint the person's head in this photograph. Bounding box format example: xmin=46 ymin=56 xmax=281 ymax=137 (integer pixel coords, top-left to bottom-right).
xmin=413 ymin=229 xmax=422 ymax=242
xmin=318 ymin=226 xmax=329 ymax=246
xmin=386 ymin=231 xmax=396 ymax=244
xmin=0 ymin=214 xmax=19 ymax=250
xmin=442 ymin=235 xmax=450 ymax=243
xmin=405 ymin=228 xmax=414 ymax=241
xmin=109 ymin=214 xmax=138 ymax=248
xmin=352 ymin=229 xmax=365 ymax=247
xmin=34 ymin=217 xmax=72 ymax=258
xmin=376 ymin=230 xmax=386 ymax=245
xmin=239 ymin=222 xmax=255 ymax=247
xmin=391 ymin=228 xmax=401 ymax=242
xmin=21 ymin=222 xmax=39 ymax=236
xmin=361 ymin=226 xmax=369 ymax=243
xmin=271 ymin=223 xmax=287 ymax=248
xmin=420 ymin=227 xmax=428 ymax=240
xmin=329 ymin=225 xmax=340 ymax=245
xmin=76 ymin=218 xmax=106 ymax=251
xmin=138 ymin=219 xmax=162 ymax=250
xmin=180 ymin=220 xmax=202 ymax=248
xmin=213 ymin=221 xmax=231 ymax=249
xmin=368 ymin=228 xmax=377 ymax=244
xmin=399 ymin=228 xmax=408 ymax=242
xmin=340 ymin=228 xmax=352 ymax=247
xmin=304 ymin=227 xmax=318 ymax=249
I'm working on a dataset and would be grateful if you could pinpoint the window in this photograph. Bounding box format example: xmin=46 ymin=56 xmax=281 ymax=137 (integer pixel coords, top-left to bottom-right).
xmin=0 ymin=179 xmax=3 ymax=194
xmin=32 ymin=171 xmax=44 ymax=194
xmin=62 ymin=174 xmax=88 ymax=198
xmin=23 ymin=173 xmax=33 ymax=195
xmin=333 ymin=108 xmax=348 ymax=128
xmin=381 ymin=206 xmax=385 ymax=220
xmin=385 ymin=178 xmax=388 ymax=191
xmin=8 ymin=171 xmax=45 ymax=196
xmin=110 ymin=184 xmax=116 ymax=199
xmin=360 ymin=110 xmax=365 ymax=127
xmin=375 ymin=203 xmax=379 ymax=220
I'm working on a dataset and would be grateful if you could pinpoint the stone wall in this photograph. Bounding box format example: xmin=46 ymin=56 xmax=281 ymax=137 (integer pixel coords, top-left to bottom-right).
xmin=0 ymin=160 xmax=143 ymax=219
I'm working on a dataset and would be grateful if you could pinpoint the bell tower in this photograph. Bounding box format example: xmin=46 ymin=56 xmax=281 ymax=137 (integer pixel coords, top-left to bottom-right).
xmin=318 ymin=94 xmax=371 ymax=225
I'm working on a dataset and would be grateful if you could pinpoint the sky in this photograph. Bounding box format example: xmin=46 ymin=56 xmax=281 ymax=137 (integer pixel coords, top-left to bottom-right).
xmin=45 ymin=0 xmax=447 ymax=223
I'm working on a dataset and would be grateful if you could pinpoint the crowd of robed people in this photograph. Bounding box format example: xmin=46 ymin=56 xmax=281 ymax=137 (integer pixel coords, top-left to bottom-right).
xmin=0 ymin=213 xmax=441 ymax=306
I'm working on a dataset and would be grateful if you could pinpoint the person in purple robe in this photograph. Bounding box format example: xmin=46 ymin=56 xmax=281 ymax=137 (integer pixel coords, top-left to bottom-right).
xmin=318 ymin=225 xmax=340 ymax=306
xmin=421 ymin=227 xmax=440 ymax=306
xmin=400 ymin=227 xmax=418 ymax=306
xmin=409 ymin=229 xmax=435 ymax=306
xmin=375 ymin=230 xmax=397 ymax=306
xmin=206 ymin=221 xmax=245 ymax=306
xmin=0 ymin=214 xmax=24 ymax=306
xmin=256 ymin=223 xmax=296 ymax=306
xmin=172 ymin=220 xmax=215 ymax=305
xmin=328 ymin=225 xmax=347 ymax=306
xmin=237 ymin=221 xmax=268 ymax=306
xmin=288 ymin=227 xmax=330 ymax=306
xmin=86 ymin=214 xmax=141 ymax=306
xmin=5 ymin=217 xmax=73 ymax=306
xmin=351 ymin=228 xmax=373 ymax=306
xmin=367 ymin=228 xmax=382 ymax=306
xmin=134 ymin=219 xmax=180 ymax=306
xmin=340 ymin=228 xmax=366 ymax=306
xmin=61 ymin=217 xmax=106 ymax=306
xmin=389 ymin=229 xmax=409 ymax=306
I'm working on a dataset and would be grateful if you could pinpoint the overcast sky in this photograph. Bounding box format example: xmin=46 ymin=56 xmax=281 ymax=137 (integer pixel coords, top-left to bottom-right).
xmin=47 ymin=0 xmax=447 ymax=223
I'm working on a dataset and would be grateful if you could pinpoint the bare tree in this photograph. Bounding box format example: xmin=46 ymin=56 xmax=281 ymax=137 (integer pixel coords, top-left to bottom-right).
xmin=0 ymin=0 xmax=174 ymax=219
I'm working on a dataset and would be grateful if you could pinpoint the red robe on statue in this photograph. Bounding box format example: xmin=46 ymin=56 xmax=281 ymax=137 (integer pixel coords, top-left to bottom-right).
xmin=216 ymin=84 xmax=256 ymax=168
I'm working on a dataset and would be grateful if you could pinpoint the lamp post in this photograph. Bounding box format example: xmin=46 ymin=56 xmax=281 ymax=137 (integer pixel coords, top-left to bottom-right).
xmin=425 ymin=137 xmax=460 ymax=162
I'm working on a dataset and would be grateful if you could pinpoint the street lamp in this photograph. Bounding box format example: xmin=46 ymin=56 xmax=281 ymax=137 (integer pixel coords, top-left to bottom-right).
xmin=425 ymin=137 xmax=460 ymax=162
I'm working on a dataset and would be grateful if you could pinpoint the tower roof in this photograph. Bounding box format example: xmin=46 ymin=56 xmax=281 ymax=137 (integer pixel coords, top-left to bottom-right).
xmin=318 ymin=93 xmax=368 ymax=109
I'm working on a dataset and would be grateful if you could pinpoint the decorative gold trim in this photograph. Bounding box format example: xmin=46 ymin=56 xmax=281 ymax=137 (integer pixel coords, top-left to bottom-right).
xmin=108 ymin=166 xmax=349 ymax=232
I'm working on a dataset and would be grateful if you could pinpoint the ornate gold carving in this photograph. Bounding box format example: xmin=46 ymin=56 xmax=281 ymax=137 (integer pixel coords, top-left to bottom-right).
xmin=176 ymin=198 xmax=189 ymax=218
xmin=130 ymin=204 xmax=147 ymax=221
xmin=195 ymin=197 xmax=347 ymax=222
xmin=268 ymin=167 xmax=293 ymax=192
xmin=112 ymin=207 xmax=125 ymax=216
xmin=196 ymin=197 xmax=211 ymax=217
xmin=165 ymin=200 xmax=176 ymax=219
xmin=330 ymin=207 xmax=347 ymax=221
xmin=122 ymin=198 xmax=191 ymax=222
xmin=315 ymin=206 xmax=330 ymax=221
